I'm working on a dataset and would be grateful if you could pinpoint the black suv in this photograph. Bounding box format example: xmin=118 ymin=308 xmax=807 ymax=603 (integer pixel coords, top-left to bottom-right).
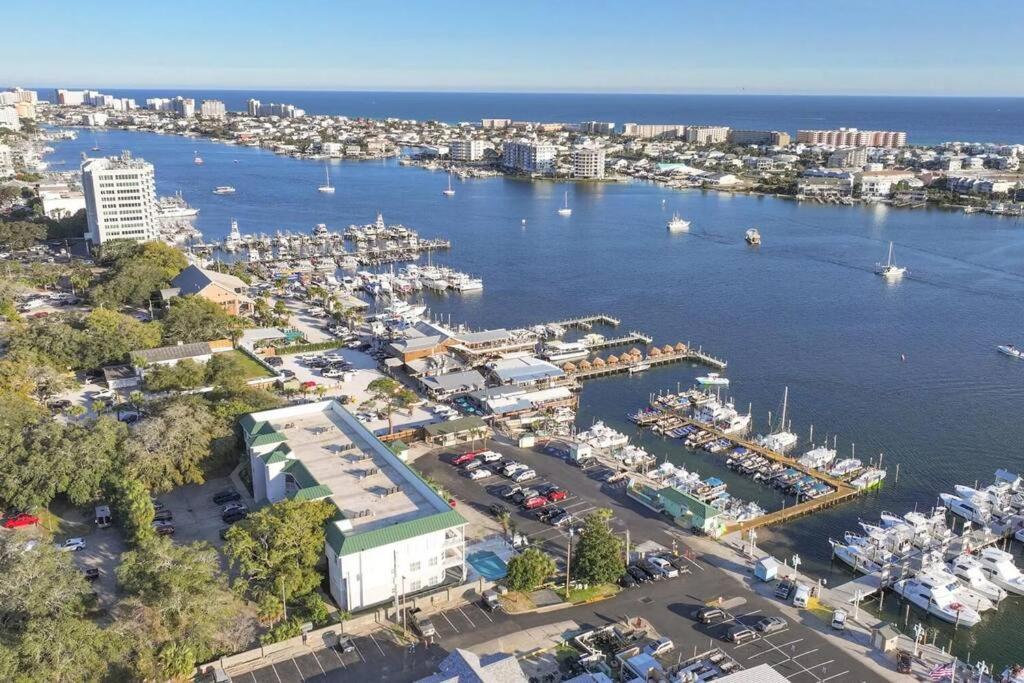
xmin=222 ymin=509 xmax=247 ymax=524
xmin=213 ymin=489 xmax=242 ymax=505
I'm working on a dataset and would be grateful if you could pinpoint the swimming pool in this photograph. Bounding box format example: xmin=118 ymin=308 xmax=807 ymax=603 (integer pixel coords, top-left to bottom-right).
xmin=467 ymin=550 xmax=508 ymax=580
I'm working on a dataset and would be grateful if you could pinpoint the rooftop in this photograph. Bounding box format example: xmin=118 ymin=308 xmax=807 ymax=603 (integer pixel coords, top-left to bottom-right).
xmin=488 ymin=356 xmax=564 ymax=384
xmin=134 ymin=341 xmax=213 ymax=364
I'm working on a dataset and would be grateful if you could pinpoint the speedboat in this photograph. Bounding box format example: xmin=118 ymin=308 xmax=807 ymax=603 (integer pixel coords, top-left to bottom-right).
xmin=892 ymin=577 xmax=982 ymax=627
xmin=696 ymin=372 xmax=729 ymax=387
xmin=876 ymin=241 xmax=906 ymax=279
xmin=667 ymin=213 xmax=690 ymax=231
xmin=745 ymin=228 xmax=761 ymax=245
xmin=830 ymin=540 xmax=884 ymax=574
xmin=998 ymin=344 xmax=1024 ymax=359
xmin=628 ymin=362 xmax=651 ymax=375
xmin=829 ymin=458 xmax=863 ymax=478
xmin=213 ymin=186 xmax=236 ymax=195
xmin=948 ymin=555 xmax=1007 ymax=603
xmin=976 ymin=548 xmax=1024 ymax=595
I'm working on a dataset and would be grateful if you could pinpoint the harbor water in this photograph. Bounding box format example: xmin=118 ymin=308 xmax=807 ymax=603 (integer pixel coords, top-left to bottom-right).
xmin=48 ymin=129 xmax=1024 ymax=667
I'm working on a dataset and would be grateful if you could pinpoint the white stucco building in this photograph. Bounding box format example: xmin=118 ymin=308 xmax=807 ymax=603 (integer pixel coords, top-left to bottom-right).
xmin=242 ymin=400 xmax=467 ymax=612
xmin=450 ymin=138 xmax=485 ymax=162
xmin=571 ymin=144 xmax=606 ymax=178
xmin=81 ymin=152 xmax=158 ymax=244
xmin=502 ymin=138 xmax=555 ymax=173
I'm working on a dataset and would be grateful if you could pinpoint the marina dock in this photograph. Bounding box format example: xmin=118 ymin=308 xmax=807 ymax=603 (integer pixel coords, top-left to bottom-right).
xmin=544 ymin=313 xmax=621 ymax=330
xmin=565 ymin=347 xmax=728 ymax=381
xmin=582 ymin=331 xmax=654 ymax=350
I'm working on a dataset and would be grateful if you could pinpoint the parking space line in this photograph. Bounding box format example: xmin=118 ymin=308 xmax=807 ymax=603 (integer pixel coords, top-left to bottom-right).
xmin=440 ymin=610 xmax=460 ymax=633
xmin=268 ymin=664 xmax=283 ymax=683
xmin=820 ymin=670 xmax=848 ymax=682
xmin=475 ymin=604 xmax=493 ymax=622
xmin=310 ymin=650 xmax=327 ymax=676
xmin=805 ymin=658 xmax=834 ymax=670
xmin=457 ymin=606 xmax=476 ymax=627
xmin=289 ymin=658 xmax=303 ymax=679
xmin=330 ymin=645 xmax=347 ymax=669
xmin=368 ymin=632 xmax=386 ymax=656
xmin=792 ymin=648 xmax=819 ymax=660
xmin=350 ymin=639 xmax=365 ymax=663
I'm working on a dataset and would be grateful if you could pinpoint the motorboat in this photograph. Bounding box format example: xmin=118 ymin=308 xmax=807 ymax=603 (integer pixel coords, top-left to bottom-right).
xmin=939 ymin=493 xmax=991 ymax=525
xmin=851 ymin=468 xmax=887 ymax=491
xmin=892 ymin=577 xmax=982 ymax=627
xmin=829 ymin=540 xmax=884 ymax=574
xmin=442 ymin=172 xmax=455 ymax=197
xmin=213 ymin=186 xmax=236 ymax=195
xmin=997 ymin=344 xmax=1024 ymax=359
xmin=193 ymin=151 xmax=204 ymax=165
xmin=798 ymin=446 xmax=837 ymax=470
xmin=557 ymin=191 xmax=572 ymax=216
xmin=916 ymin=568 xmax=996 ymax=613
xmin=667 ymin=213 xmax=690 ymax=231
xmin=876 ymin=241 xmax=906 ymax=279
xmin=628 ymin=362 xmax=651 ymax=375
xmin=696 ymin=372 xmax=729 ymax=387
xmin=948 ymin=555 xmax=1007 ymax=603
xmin=155 ymin=192 xmax=199 ymax=219
xmin=745 ymin=228 xmax=761 ymax=245
xmin=976 ymin=548 xmax=1024 ymax=595
xmin=318 ymin=166 xmax=336 ymax=194
xmin=829 ymin=458 xmax=864 ymax=478
xmin=541 ymin=341 xmax=590 ymax=363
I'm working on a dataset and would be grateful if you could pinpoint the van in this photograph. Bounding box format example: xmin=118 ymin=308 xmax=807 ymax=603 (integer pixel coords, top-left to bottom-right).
xmin=695 ymin=606 xmax=726 ymax=624
xmin=792 ymin=584 xmax=810 ymax=608
xmin=94 ymin=505 xmax=112 ymax=529
xmin=513 ymin=469 xmax=536 ymax=483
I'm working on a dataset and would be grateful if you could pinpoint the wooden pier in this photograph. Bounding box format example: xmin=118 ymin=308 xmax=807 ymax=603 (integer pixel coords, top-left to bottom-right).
xmin=543 ymin=314 xmax=621 ymax=330
xmin=582 ymin=331 xmax=654 ymax=350
xmin=566 ymin=348 xmax=727 ymax=381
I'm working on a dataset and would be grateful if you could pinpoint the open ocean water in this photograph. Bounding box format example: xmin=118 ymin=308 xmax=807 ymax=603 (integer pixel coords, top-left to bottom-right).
xmin=47 ymin=126 xmax=1024 ymax=668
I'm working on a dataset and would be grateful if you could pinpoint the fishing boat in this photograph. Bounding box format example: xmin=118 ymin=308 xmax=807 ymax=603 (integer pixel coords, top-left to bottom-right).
xmin=876 ymin=241 xmax=906 ymax=279
xmin=212 ymin=186 xmax=236 ymax=195
xmin=696 ymin=372 xmax=729 ymax=387
xmin=541 ymin=341 xmax=589 ymax=363
xmin=938 ymin=493 xmax=991 ymax=525
xmin=318 ymin=166 xmax=335 ymax=194
xmin=851 ymin=468 xmax=887 ymax=491
xmin=892 ymin=577 xmax=982 ymax=627
xmin=997 ymin=344 xmax=1024 ymax=359
xmin=557 ymin=191 xmax=572 ymax=216
xmin=976 ymin=548 xmax=1024 ymax=596
xmin=948 ymin=555 xmax=1008 ymax=603
xmin=667 ymin=213 xmax=690 ymax=231
xmin=442 ymin=172 xmax=455 ymax=197
xmin=745 ymin=228 xmax=761 ymax=245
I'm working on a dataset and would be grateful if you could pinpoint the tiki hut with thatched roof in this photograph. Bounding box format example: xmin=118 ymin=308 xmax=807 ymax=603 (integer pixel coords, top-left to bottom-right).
xmin=592 ymin=357 xmax=606 ymax=367
xmin=628 ymin=347 xmax=642 ymax=357
xmin=648 ymin=346 xmax=662 ymax=357
xmin=606 ymin=354 xmax=619 ymax=365
xmin=662 ymin=344 xmax=674 ymax=354
xmin=675 ymin=342 xmax=688 ymax=352
xmin=578 ymin=359 xmax=592 ymax=370
xmin=562 ymin=362 xmax=577 ymax=373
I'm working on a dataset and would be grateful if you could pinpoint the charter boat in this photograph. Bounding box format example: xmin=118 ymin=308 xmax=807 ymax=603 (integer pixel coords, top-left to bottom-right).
xmin=798 ymin=446 xmax=837 ymax=470
xmin=542 ymin=341 xmax=590 ymax=363
xmin=948 ymin=555 xmax=1007 ymax=603
xmin=997 ymin=344 xmax=1024 ymax=359
xmin=939 ymin=493 xmax=991 ymax=525
xmin=318 ymin=166 xmax=335 ymax=194
xmin=892 ymin=577 xmax=982 ymax=627
xmin=917 ymin=568 xmax=996 ymax=612
xmin=829 ymin=540 xmax=884 ymax=574
xmin=829 ymin=458 xmax=863 ymax=478
xmin=557 ymin=191 xmax=572 ymax=216
xmin=155 ymin=192 xmax=199 ymax=219
xmin=667 ymin=213 xmax=690 ymax=231
xmin=851 ymin=468 xmax=887 ymax=491
xmin=976 ymin=548 xmax=1024 ymax=595
xmin=745 ymin=228 xmax=761 ymax=245
xmin=696 ymin=372 xmax=729 ymax=387
xmin=213 ymin=186 xmax=236 ymax=195
xmin=442 ymin=172 xmax=455 ymax=197
xmin=876 ymin=241 xmax=906 ymax=279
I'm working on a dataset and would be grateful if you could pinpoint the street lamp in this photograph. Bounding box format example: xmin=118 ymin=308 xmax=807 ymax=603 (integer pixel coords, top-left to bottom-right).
xmin=747 ymin=530 xmax=758 ymax=558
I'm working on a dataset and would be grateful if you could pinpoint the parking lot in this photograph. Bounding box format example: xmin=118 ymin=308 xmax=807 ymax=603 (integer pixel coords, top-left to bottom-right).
xmin=157 ymin=475 xmax=245 ymax=550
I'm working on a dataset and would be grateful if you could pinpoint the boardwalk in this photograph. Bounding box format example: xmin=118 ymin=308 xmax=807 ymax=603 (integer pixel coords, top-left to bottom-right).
xmin=544 ymin=314 xmax=621 ymax=330
xmin=566 ymin=349 xmax=727 ymax=381
xmin=582 ymin=331 xmax=654 ymax=350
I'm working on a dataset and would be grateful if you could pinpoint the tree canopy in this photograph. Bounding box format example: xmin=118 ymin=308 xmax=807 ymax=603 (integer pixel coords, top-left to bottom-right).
xmin=505 ymin=547 xmax=556 ymax=592
xmin=570 ymin=509 xmax=625 ymax=586
xmin=162 ymin=295 xmax=243 ymax=344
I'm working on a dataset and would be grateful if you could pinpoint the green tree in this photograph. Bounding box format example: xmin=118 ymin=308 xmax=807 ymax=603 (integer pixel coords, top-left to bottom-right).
xmin=143 ymin=358 xmax=207 ymax=392
xmin=0 ymin=220 xmax=47 ymax=250
xmin=163 ymin=295 xmax=242 ymax=344
xmin=124 ymin=396 xmax=223 ymax=492
xmin=366 ymin=377 xmax=417 ymax=434
xmin=80 ymin=308 xmax=161 ymax=368
xmin=570 ymin=509 xmax=624 ymax=586
xmin=224 ymin=500 xmax=336 ymax=615
xmin=111 ymin=477 xmax=156 ymax=547
xmin=58 ymin=417 xmax=128 ymax=506
xmin=505 ymin=547 xmax=556 ymax=592
xmin=204 ymin=352 xmax=249 ymax=395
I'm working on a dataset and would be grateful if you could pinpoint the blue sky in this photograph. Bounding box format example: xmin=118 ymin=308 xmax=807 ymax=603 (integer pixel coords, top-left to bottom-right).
xmin=5 ymin=0 xmax=1024 ymax=96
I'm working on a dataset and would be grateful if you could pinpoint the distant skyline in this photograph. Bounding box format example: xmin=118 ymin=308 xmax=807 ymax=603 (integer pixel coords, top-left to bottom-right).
xmin=6 ymin=0 xmax=1024 ymax=97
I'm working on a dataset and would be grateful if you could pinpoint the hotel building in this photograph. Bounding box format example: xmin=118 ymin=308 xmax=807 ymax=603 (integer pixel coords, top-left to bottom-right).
xmin=501 ymin=139 xmax=556 ymax=173
xmin=797 ymin=128 xmax=907 ymax=148
xmin=81 ymin=152 xmax=158 ymax=244
xmin=571 ymin=144 xmax=606 ymax=179
xmin=450 ymin=138 xmax=485 ymax=162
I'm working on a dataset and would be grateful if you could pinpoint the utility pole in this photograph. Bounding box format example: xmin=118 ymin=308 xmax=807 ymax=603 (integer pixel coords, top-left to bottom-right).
xmin=565 ymin=530 xmax=574 ymax=595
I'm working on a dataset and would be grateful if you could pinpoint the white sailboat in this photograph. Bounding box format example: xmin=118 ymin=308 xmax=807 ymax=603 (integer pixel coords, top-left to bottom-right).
xmin=318 ymin=166 xmax=335 ymax=194
xmin=756 ymin=386 xmax=798 ymax=453
xmin=193 ymin=150 xmax=204 ymax=165
xmin=666 ymin=213 xmax=690 ymax=231
xmin=442 ymin=172 xmax=455 ymax=197
xmin=876 ymin=241 xmax=906 ymax=279
xmin=557 ymin=191 xmax=572 ymax=216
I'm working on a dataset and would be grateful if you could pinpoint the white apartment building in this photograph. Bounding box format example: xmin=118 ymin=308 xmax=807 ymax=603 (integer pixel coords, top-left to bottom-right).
xmin=40 ymin=189 xmax=87 ymax=218
xmin=0 ymin=144 xmax=14 ymax=179
xmin=242 ymin=401 xmax=467 ymax=612
xmin=685 ymin=125 xmax=730 ymax=144
xmin=797 ymin=128 xmax=907 ymax=148
xmin=502 ymin=139 xmax=555 ymax=173
xmin=856 ymin=170 xmax=918 ymax=199
xmin=827 ymin=147 xmax=869 ymax=168
xmin=0 ymin=88 xmax=38 ymax=105
xmin=200 ymin=99 xmax=227 ymax=119
xmin=622 ymin=123 xmax=686 ymax=139
xmin=56 ymin=89 xmax=86 ymax=106
xmin=0 ymin=107 xmax=21 ymax=131
xmin=450 ymin=138 xmax=485 ymax=162
xmin=247 ymin=98 xmax=305 ymax=118
xmin=81 ymin=153 xmax=158 ymax=244
xmin=571 ymin=144 xmax=606 ymax=179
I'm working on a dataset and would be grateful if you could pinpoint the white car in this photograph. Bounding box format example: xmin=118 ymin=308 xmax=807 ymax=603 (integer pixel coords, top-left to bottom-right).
xmin=479 ymin=450 xmax=502 ymax=463
xmin=322 ymin=367 xmax=346 ymax=378
xmin=468 ymin=468 xmax=493 ymax=480
xmin=91 ymin=389 xmax=116 ymax=400
xmin=831 ymin=609 xmax=847 ymax=630
xmin=512 ymin=469 xmax=537 ymax=483
xmin=56 ymin=538 xmax=87 ymax=552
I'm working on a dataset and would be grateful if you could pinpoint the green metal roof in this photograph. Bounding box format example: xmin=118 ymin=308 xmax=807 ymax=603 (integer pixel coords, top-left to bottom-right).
xmin=282 ymin=459 xmax=318 ymax=489
xmin=288 ymin=485 xmax=333 ymax=501
xmin=389 ymin=440 xmax=409 ymax=453
xmin=239 ymin=415 xmax=287 ymax=447
xmin=259 ymin=443 xmax=292 ymax=465
xmin=424 ymin=415 xmax=487 ymax=437
xmin=657 ymin=486 xmax=722 ymax=520
xmin=326 ymin=508 xmax=465 ymax=557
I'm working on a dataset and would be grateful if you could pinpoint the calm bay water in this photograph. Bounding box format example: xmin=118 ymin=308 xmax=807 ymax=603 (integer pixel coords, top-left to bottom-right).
xmin=41 ymin=88 xmax=1024 ymax=144
xmin=48 ymin=129 xmax=1024 ymax=667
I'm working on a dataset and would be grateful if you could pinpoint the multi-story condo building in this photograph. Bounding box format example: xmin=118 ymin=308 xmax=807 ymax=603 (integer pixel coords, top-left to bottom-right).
xmin=81 ymin=152 xmax=158 ymax=244
xmin=827 ymin=147 xmax=869 ymax=168
xmin=449 ymin=138 xmax=485 ymax=162
xmin=0 ymin=144 xmax=14 ymax=179
xmin=0 ymin=88 xmax=38 ymax=105
xmin=243 ymin=400 xmax=467 ymax=612
xmin=685 ymin=125 xmax=730 ymax=144
xmin=0 ymin=107 xmax=20 ymax=132
xmin=797 ymin=128 xmax=907 ymax=148
xmin=247 ymin=99 xmax=305 ymax=118
xmin=502 ymin=139 xmax=555 ymax=173
xmin=200 ymin=99 xmax=227 ymax=119
xmin=56 ymin=89 xmax=86 ymax=106
xmin=579 ymin=121 xmax=616 ymax=135
xmin=571 ymin=144 xmax=606 ymax=179
xmin=621 ymin=123 xmax=686 ymax=139
xmin=481 ymin=118 xmax=511 ymax=130
xmin=727 ymin=130 xmax=791 ymax=146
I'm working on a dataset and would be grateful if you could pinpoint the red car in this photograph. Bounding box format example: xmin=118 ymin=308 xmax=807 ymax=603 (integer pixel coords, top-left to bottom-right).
xmin=452 ymin=452 xmax=479 ymax=466
xmin=522 ymin=495 xmax=547 ymax=510
xmin=545 ymin=488 xmax=568 ymax=503
xmin=2 ymin=513 xmax=40 ymax=529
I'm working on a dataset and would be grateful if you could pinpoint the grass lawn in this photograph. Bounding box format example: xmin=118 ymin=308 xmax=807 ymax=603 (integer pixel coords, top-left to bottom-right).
xmin=222 ymin=350 xmax=276 ymax=380
xmin=556 ymin=583 xmax=620 ymax=604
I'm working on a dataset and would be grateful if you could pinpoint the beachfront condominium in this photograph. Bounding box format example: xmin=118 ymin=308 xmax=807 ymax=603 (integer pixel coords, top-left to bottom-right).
xmin=827 ymin=147 xmax=869 ymax=169
xmin=571 ymin=144 xmax=606 ymax=179
xmin=621 ymin=122 xmax=686 ymax=139
xmin=0 ymin=107 xmax=20 ymax=132
xmin=242 ymin=400 xmax=467 ymax=612
xmin=0 ymin=88 xmax=38 ymax=106
xmin=797 ymin=128 xmax=907 ymax=148
xmin=81 ymin=152 xmax=158 ymax=244
xmin=580 ymin=121 xmax=616 ymax=135
xmin=450 ymin=138 xmax=485 ymax=162
xmin=200 ymin=99 xmax=227 ymax=119
xmin=502 ymin=138 xmax=556 ymax=173
xmin=247 ymin=98 xmax=305 ymax=118
xmin=728 ymin=130 xmax=791 ymax=146
xmin=685 ymin=125 xmax=730 ymax=144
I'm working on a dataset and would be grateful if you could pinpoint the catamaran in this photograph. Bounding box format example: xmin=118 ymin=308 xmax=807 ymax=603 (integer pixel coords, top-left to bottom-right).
xmin=876 ymin=241 xmax=906 ymax=279
xmin=442 ymin=172 xmax=455 ymax=197
xmin=557 ymin=191 xmax=572 ymax=216
xmin=667 ymin=213 xmax=690 ymax=231
xmin=318 ymin=166 xmax=335 ymax=194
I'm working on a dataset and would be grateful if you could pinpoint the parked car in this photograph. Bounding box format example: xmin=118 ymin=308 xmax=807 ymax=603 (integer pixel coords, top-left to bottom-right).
xmin=619 ymin=571 xmax=638 ymax=588
xmin=2 ymin=512 xmax=39 ymax=529
xmin=626 ymin=565 xmax=652 ymax=584
xmin=639 ymin=557 xmax=666 ymax=580
xmin=660 ymin=554 xmax=692 ymax=573
xmin=522 ymin=495 xmax=547 ymax=510
xmin=695 ymin=606 xmax=727 ymax=624
xmin=452 ymin=452 xmax=478 ymax=466
xmin=478 ymin=450 xmax=502 ymax=463
xmin=153 ymin=522 xmax=176 ymax=536
xmin=630 ymin=562 xmax=660 ymax=582
xmin=755 ymin=616 xmax=787 ymax=634
xmin=335 ymin=635 xmax=356 ymax=654
xmin=512 ymin=469 xmax=537 ymax=483
xmin=792 ymin=584 xmax=810 ymax=608
xmin=46 ymin=399 xmax=72 ymax=410
xmin=488 ymin=503 xmax=508 ymax=517
xmin=551 ymin=512 xmax=574 ymax=527
xmin=775 ymin=579 xmax=795 ymax=601
xmin=499 ymin=485 xmax=521 ymax=499
xmin=407 ymin=609 xmax=437 ymax=639
xmin=265 ymin=356 xmax=284 ymax=367
xmin=646 ymin=637 xmax=674 ymax=657
xmin=545 ymin=488 xmax=568 ymax=502
xmin=726 ymin=625 xmax=757 ymax=644
xmin=481 ymin=589 xmax=502 ymax=612
xmin=831 ymin=609 xmax=848 ymax=631
xmin=467 ymin=468 xmax=492 ymax=480
xmin=56 ymin=537 xmax=87 ymax=552
xmin=81 ymin=568 xmax=101 ymax=582
xmin=322 ymin=367 xmax=346 ymax=378
xmin=91 ymin=388 xmax=116 ymax=400
xmin=221 ymin=502 xmax=247 ymax=515
xmin=213 ymin=489 xmax=242 ymax=505
xmin=153 ymin=509 xmax=173 ymax=522
xmin=222 ymin=510 xmax=248 ymax=524
xmin=462 ymin=459 xmax=484 ymax=472
xmin=501 ymin=462 xmax=526 ymax=477
xmin=646 ymin=556 xmax=679 ymax=578
xmin=278 ymin=369 xmax=296 ymax=379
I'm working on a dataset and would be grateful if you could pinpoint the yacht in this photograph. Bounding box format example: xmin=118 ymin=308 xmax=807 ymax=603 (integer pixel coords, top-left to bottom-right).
xmin=576 ymin=421 xmax=629 ymax=450
xmin=745 ymin=228 xmax=761 ymax=245
xmin=224 ymin=220 xmax=242 ymax=251
xmin=448 ymin=273 xmax=483 ymax=291
xmin=442 ymin=172 xmax=455 ymax=197
xmin=542 ymin=341 xmax=590 ymax=363
xmin=876 ymin=241 xmax=907 ymax=279
xmin=976 ymin=548 xmax=1024 ymax=595
xmin=155 ymin=193 xmax=199 ymax=219
xmin=695 ymin=372 xmax=729 ymax=387
xmin=557 ymin=191 xmax=572 ymax=216
xmin=798 ymin=446 xmax=837 ymax=471
xmin=213 ymin=186 xmax=236 ymax=195
xmin=997 ymin=344 xmax=1024 ymax=359
xmin=892 ymin=577 xmax=982 ymax=627
xmin=939 ymin=493 xmax=991 ymax=525
xmin=829 ymin=540 xmax=885 ymax=574
xmin=318 ymin=166 xmax=335 ymax=194
xmin=667 ymin=213 xmax=691 ymax=231
xmin=948 ymin=555 xmax=1008 ymax=603
xmin=828 ymin=458 xmax=864 ymax=478
xmin=193 ymin=151 xmax=204 ymax=165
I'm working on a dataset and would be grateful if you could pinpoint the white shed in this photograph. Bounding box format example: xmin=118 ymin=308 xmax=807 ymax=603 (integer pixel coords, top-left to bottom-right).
xmin=754 ymin=556 xmax=782 ymax=582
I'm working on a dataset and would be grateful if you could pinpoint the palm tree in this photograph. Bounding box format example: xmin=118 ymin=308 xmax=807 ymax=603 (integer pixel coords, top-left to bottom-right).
xmin=366 ymin=378 xmax=417 ymax=434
